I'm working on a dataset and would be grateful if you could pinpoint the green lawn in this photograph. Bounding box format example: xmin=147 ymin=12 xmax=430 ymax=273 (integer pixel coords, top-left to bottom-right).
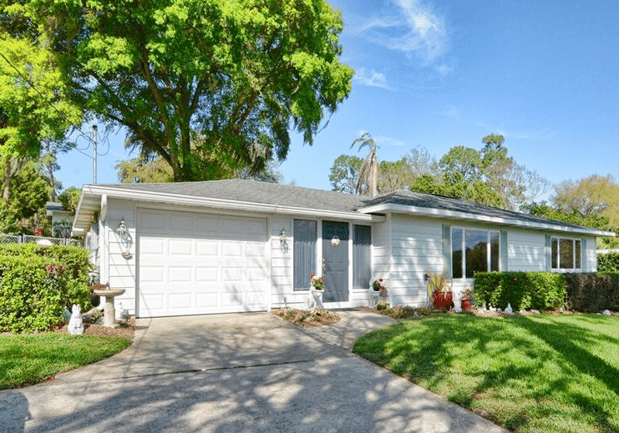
xmin=0 ymin=334 xmax=132 ymax=389
xmin=354 ymin=314 xmax=619 ymax=433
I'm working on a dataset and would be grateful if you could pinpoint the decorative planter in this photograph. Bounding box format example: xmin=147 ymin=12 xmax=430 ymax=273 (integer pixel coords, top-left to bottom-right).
xmin=308 ymin=287 xmax=324 ymax=311
xmin=370 ymin=289 xmax=381 ymax=307
xmin=432 ymin=291 xmax=453 ymax=309
xmin=461 ymin=298 xmax=474 ymax=313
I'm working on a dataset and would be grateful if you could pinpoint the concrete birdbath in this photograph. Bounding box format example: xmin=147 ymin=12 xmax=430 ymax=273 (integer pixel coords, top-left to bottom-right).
xmin=93 ymin=287 xmax=126 ymax=327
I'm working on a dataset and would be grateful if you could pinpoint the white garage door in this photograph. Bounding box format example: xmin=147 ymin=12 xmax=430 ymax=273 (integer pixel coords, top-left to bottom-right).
xmin=137 ymin=209 xmax=269 ymax=318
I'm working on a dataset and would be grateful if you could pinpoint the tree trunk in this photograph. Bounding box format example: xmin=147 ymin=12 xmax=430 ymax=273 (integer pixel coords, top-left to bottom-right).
xmin=3 ymin=157 xmax=10 ymax=202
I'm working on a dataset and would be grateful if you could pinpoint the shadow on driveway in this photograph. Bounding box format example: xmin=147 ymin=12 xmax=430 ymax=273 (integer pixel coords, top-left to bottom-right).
xmin=0 ymin=312 xmax=506 ymax=433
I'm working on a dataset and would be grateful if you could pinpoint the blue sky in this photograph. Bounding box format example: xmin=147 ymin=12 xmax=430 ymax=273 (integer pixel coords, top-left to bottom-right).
xmin=56 ymin=0 xmax=619 ymax=197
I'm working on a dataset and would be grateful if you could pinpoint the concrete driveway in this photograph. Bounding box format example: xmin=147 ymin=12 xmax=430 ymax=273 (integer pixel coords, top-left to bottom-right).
xmin=0 ymin=310 xmax=506 ymax=433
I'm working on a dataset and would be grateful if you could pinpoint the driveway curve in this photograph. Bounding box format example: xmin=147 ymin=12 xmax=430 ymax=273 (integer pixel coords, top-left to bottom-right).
xmin=0 ymin=310 xmax=506 ymax=433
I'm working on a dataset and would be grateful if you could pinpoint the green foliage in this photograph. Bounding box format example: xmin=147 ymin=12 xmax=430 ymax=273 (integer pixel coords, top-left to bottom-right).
xmin=564 ymin=273 xmax=619 ymax=312
xmin=0 ymin=159 xmax=51 ymax=234
xmin=329 ymin=154 xmax=363 ymax=194
xmin=0 ymin=244 xmax=92 ymax=332
xmin=0 ymin=35 xmax=81 ymax=157
xmin=56 ymin=186 xmax=82 ymax=217
xmin=474 ymin=272 xmax=565 ymax=311
xmin=376 ymin=301 xmax=389 ymax=311
xmin=0 ymin=333 xmax=132 ymax=389
xmin=5 ymin=0 xmax=353 ymax=182
xmin=598 ymin=252 xmax=619 ymax=272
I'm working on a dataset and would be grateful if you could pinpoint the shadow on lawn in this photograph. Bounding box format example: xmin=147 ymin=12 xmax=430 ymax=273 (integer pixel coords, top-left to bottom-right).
xmin=354 ymin=314 xmax=619 ymax=432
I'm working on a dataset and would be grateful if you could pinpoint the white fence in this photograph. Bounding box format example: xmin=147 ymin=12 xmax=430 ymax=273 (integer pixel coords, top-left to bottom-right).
xmin=0 ymin=233 xmax=81 ymax=247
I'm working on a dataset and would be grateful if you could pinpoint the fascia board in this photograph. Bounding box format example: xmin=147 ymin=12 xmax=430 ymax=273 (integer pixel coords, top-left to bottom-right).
xmin=75 ymin=185 xmax=385 ymax=225
xmin=360 ymin=203 xmax=614 ymax=237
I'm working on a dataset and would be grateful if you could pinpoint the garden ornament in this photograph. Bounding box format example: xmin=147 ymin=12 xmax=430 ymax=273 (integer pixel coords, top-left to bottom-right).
xmin=68 ymin=304 xmax=84 ymax=335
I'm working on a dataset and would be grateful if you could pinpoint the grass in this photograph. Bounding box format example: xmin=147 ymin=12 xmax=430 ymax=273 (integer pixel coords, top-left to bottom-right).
xmin=353 ymin=314 xmax=619 ymax=433
xmin=0 ymin=333 xmax=132 ymax=390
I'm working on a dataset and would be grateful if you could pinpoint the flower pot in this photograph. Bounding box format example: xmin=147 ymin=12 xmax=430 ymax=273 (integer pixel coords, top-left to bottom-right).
xmin=432 ymin=291 xmax=453 ymax=309
xmin=308 ymin=287 xmax=324 ymax=311
xmin=461 ymin=298 xmax=474 ymax=313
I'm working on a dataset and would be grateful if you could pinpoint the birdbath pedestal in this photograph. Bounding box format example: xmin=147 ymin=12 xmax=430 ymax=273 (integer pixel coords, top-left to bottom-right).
xmin=93 ymin=288 xmax=126 ymax=327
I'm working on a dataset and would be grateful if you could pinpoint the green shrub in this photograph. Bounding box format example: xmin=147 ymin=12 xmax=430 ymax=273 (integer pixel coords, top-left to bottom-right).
xmin=598 ymin=252 xmax=619 ymax=273
xmin=564 ymin=273 xmax=619 ymax=312
xmin=474 ymin=272 xmax=565 ymax=311
xmin=0 ymin=244 xmax=92 ymax=333
xmin=376 ymin=301 xmax=389 ymax=311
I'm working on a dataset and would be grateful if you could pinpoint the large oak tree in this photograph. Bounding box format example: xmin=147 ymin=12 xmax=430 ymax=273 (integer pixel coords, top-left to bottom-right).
xmin=2 ymin=0 xmax=354 ymax=181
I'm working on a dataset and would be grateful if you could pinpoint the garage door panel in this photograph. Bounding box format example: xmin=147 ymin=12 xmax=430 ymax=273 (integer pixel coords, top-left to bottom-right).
xmin=197 ymin=241 xmax=218 ymax=256
xmin=169 ymin=239 xmax=193 ymax=255
xmin=168 ymin=266 xmax=193 ymax=282
xmin=196 ymin=267 xmax=219 ymax=282
xmin=223 ymin=242 xmax=243 ymax=256
xmin=140 ymin=266 xmax=164 ymax=282
xmin=138 ymin=210 xmax=269 ymax=318
xmin=223 ymin=268 xmax=244 ymax=282
xmin=141 ymin=238 xmax=165 ymax=254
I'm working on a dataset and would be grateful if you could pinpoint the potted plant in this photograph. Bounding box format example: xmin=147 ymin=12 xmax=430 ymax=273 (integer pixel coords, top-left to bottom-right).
xmin=370 ymin=278 xmax=387 ymax=306
xmin=461 ymin=289 xmax=476 ymax=312
xmin=427 ymin=273 xmax=453 ymax=309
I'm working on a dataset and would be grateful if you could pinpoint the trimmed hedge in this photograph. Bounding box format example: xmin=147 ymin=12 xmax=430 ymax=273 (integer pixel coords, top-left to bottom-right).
xmin=564 ymin=273 xmax=619 ymax=312
xmin=475 ymin=271 xmax=619 ymax=313
xmin=474 ymin=272 xmax=565 ymax=311
xmin=598 ymin=252 xmax=619 ymax=273
xmin=0 ymin=244 xmax=92 ymax=333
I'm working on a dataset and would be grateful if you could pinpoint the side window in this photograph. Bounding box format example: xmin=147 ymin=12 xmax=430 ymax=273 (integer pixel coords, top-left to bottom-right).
xmin=353 ymin=225 xmax=371 ymax=290
xmin=293 ymin=219 xmax=317 ymax=290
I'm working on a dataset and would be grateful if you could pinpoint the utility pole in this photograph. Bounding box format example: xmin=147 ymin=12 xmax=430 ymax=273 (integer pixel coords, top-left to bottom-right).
xmin=92 ymin=125 xmax=98 ymax=184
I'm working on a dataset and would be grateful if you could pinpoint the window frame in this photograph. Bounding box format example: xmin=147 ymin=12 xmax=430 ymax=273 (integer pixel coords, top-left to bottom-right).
xmin=451 ymin=227 xmax=501 ymax=279
xmin=551 ymin=237 xmax=582 ymax=272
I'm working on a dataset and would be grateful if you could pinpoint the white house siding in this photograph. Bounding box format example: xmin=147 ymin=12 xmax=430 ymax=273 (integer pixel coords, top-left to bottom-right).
xmin=584 ymin=236 xmax=598 ymax=271
xmin=507 ymin=229 xmax=547 ymax=272
xmin=372 ymin=215 xmax=391 ymax=296
xmin=270 ymin=215 xmax=300 ymax=309
xmin=104 ymin=198 xmax=137 ymax=316
xmin=389 ymin=214 xmax=442 ymax=307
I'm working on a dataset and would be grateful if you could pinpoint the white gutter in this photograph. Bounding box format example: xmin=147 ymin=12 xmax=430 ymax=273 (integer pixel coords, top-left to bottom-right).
xmin=360 ymin=203 xmax=615 ymax=237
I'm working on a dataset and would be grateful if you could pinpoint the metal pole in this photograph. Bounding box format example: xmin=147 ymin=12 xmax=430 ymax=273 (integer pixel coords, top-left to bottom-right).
xmin=92 ymin=125 xmax=98 ymax=184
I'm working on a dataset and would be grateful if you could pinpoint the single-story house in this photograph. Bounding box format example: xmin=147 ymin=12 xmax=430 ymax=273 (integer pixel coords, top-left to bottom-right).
xmin=71 ymin=179 xmax=614 ymax=318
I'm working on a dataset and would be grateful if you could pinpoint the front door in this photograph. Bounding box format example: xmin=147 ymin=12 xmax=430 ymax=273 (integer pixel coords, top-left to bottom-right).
xmin=322 ymin=221 xmax=349 ymax=303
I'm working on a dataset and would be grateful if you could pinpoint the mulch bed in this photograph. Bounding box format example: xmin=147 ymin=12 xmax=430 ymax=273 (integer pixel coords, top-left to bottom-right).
xmin=271 ymin=308 xmax=341 ymax=327
xmin=56 ymin=318 xmax=135 ymax=339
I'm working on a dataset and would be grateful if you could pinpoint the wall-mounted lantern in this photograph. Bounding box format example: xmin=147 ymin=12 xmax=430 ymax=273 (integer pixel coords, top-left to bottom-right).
xmin=279 ymin=229 xmax=289 ymax=252
xmin=117 ymin=219 xmax=132 ymax=259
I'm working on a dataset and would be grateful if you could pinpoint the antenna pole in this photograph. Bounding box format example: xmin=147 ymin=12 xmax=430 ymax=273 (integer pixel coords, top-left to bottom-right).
xmin=92 ymin=125 xmax=98 ymax=184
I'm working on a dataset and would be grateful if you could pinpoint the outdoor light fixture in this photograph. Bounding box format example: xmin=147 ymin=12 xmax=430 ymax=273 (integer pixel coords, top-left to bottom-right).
xmin=331 ymin=236 xmax=341 ymax=247
xmin=117 ymin=219 xmax=133 ymax=259
xmin=279 ymin=229 xmax=288 ymax=252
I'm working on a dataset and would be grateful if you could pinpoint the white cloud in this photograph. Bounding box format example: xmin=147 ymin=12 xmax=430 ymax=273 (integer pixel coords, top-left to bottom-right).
xmin=360 ymin=0 xmax=449 ymax=67
xmin=443 ymin=106 xmax=460 ymax=119
xmin=375 ymin=135 xmax=406 ymax=147
xmin=353 ymin=68 xmax=389 ymax=89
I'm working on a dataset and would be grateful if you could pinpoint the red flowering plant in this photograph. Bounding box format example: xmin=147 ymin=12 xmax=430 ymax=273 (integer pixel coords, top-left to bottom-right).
xmin=371 ymin=279 xmax=385 ymax=292
xmin=309 ymin=273 xmax=324 ymax=290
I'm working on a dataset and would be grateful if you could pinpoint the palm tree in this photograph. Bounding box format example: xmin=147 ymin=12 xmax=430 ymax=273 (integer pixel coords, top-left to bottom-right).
xmin=350 ymin=132 xmax=379 ymax=197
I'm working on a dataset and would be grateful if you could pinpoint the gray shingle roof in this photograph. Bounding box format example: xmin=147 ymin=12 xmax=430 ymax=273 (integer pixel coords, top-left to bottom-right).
xmin=90 ymin=179 xmax=607 ymax=234
xmin=96 ymin=179 xmax=367 ymax=213
xmin=363 ymin=190 xmax=593 ymax=232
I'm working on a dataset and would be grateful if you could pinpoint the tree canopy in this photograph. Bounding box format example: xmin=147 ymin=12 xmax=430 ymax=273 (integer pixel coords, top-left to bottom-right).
xmin=2 ymin=0 xmax=353 ymax=181
xmin=328 ymin=134 xmax=549 ymax=210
